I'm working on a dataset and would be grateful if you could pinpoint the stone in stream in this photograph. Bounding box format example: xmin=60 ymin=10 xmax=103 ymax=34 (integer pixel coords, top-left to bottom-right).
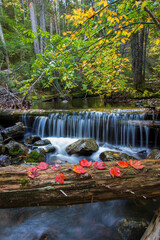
xmin=117 ymin=218 xmax=148 ymax=240
xmin=66 ymin=138 xmax=98 ymax=156
xmin=5 ymin=140 xmax=28 ymax=157
xmin=33 ymin=139 xmax=51 ymax=146
xmin=99 ymin=151 xmax=137 ymax=161
xmin=26 ymin=148 xmax=46 ymax=163
xmin=0 ymin=155 xmax=11 ymax=167
xmin=25 ymin=135 xmax=41 ymax=145
xmin=43 ymin=144 xmax=56 ymax=153
xmin=147 ymin=149 xmax=160 ymax=159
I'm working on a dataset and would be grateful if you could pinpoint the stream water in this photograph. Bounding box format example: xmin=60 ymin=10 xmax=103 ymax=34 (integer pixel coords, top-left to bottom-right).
xmin=0 ymin=99 xmax=160 ymax=240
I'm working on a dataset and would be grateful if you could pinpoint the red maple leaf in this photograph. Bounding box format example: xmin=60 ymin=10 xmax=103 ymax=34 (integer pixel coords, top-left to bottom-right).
xmin=79 ymin=158 xmax=92 ymax=167
xmin=51 ymin=163 xmax=61 ymax=171
xmin=27 ymin=167 xmax=39 ymax=179
xmin=110 ymin=166 xmax=122 ymax=178
xmin=117 ymin=161 xmax=129 ymax=168
xmin=37 ymin=162 xmax=49 ymax=170
xmin=55 ymin=174 xmax=65 ymax=184
xmin=128 ymin=160 xmax=145 ymax=169
xmin=73 ymin=166 xmax=87 ymax=174
xmin=94 ymin=161 xmax=106 ymax=170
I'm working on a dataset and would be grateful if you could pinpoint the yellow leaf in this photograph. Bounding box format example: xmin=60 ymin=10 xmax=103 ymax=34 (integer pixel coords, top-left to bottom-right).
xmin=156 ymin=39 xmax=160 ymax=45
xmin=100 ymin=11 xmax=103 ymax=17
xmin=141 ymin=1 xmax=146 ymax=10
xmin=55 ymin=53 xmax=59 ymax=57
xmin=121 ymin=39 xmax=125 ymax=44
xmin=63 ymin=32 xmax=67 ymax=36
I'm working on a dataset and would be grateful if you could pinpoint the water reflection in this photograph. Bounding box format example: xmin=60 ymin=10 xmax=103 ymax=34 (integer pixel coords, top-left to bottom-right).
xmin=0 ymin=199 xmax=158 ymax=240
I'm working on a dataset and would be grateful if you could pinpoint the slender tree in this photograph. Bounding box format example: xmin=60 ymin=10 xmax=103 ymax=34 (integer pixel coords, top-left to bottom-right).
xmin=29 ymin=1 xmax=39 ymax=57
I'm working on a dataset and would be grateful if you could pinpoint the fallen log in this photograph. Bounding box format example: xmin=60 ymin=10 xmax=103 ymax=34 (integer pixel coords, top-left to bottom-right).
xmin=141 ymin=207 xmax=160 ymax=240
xmin=0 ymin=122 xmax=25 ymax=140
xmin=0 ymin=159 xmax=160 ymax=208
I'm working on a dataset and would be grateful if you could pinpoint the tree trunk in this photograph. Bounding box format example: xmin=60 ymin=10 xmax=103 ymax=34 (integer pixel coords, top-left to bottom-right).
xmin=141 ymin=207 xmax=160 ymax=240
xmin=29 ymin=1 xmax=39 ymax=57
xmin=55 ymin=0 xmax=60 ymax=35
xmin=40 ymin=0 xmax=46 ymax=52
xmin=50 ymin=17 xmax=53 ymax=39
xmin=0 ymin=0 xmax=9 ymax=69
xmin=0 ymin=159 xmax=160 ymax=208
xmin=131 ymin=28 xmax=147 ymax=90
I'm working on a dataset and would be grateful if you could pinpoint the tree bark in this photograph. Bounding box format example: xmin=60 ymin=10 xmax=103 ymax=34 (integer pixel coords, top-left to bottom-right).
xmin=0 ymin=159 xmax=160 ymax=208
xmin=40 ymin=0 xmax=46 ymax=52
xmin=0 ymin=0 xmax=9 ymax=69
xmin=141 ymin=207 xmax=160 ymax=240
xmin=29 ymin=1 xmax=39 ymax=57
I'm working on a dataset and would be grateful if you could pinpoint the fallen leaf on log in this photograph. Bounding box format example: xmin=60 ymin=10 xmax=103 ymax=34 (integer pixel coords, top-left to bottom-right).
xmin=110 ymin=166 xmax=122 ymax=178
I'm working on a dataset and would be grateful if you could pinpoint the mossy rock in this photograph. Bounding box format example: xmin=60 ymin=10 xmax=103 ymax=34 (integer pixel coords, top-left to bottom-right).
xmin=25 ymin=135 xmax=41 ymax=145
xmin=5 ymin=141 xmax=28 ymax=157
xmin=0 ymin=144 xmax=6 ymax=155
xmin=99 ymin=151 xmax=137 ymax=161
xmin=27 ymin=149 xmax=46 ymax=163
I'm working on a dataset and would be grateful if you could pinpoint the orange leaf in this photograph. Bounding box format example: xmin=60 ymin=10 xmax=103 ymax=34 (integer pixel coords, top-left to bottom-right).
xmin=117 ymin=161 xmax=129 ymax=168
xmin=128 ymin=160 xmax=145 ymax=169
xmin=55 ymin=174 xmax=65 ymax=184
xmin=73 ymin=166 xmax=87 ymax=174
xmin=79 ymin=158 xmax=92 ymax=167
xmin=110 ymin=166 xmax=121 ymax=178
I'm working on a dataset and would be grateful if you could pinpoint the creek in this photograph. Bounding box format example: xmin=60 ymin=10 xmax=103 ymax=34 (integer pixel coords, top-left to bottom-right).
xmin=0 ymin=98 xmax=160 ymax=240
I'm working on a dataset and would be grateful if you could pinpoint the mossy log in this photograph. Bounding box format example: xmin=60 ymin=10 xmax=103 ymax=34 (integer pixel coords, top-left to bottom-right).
xmin=0 ymin=122 xmax=25 ymax=140
xmin=1 ymin=159 xmax=160 ymax=208
xmin=141 ymin=207 xmax=160 ymax=240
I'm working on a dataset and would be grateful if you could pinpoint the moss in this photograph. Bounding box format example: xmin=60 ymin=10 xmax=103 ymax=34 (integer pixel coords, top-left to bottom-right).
xmin=9 ymin=148 xmax=23 ymax=157
xmin=20 ymin=179 xmax=28 ymax=186
xmin=26 ymin=151 xmax=41 ymax=163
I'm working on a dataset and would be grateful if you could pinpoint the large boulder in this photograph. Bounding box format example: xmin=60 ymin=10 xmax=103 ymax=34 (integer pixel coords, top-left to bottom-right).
xmin=5 ymin=140 xmax=28 ymax=157
xmin=33 ymin=139 xmax=51 ymax=146
xmin=117 ymin=218 xmax=148 ymax=240
xmin=25 ymin=135 xmax=41 ymax=145
xmin=66 ymin=138 xmax=98 ymax=156
xmin=147 ymin=149 xmax=160 ymax=159
xmin=99 ymin=151 xmax=137 ymax=161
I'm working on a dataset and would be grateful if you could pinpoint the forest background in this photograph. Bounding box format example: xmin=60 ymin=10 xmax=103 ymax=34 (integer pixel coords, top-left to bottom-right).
xmin=0 ymin=0 xmax=160 ymax=101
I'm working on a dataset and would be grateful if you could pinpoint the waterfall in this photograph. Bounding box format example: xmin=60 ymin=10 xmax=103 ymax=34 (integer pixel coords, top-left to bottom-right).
xmin=26 ymin=111 xmax=160 ymax=149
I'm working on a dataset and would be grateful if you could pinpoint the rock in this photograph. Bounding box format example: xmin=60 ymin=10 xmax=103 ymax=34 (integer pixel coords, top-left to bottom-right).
xmin=5 ymin=140 xmax=28 ymax=157
xmin=66 ymin=138 xmax=98 ymax=156
xmin=25 ymin=135 xmax=41 ymax=145
xmin=0 ymin=155 xmax=11 ymax=167
xmin=0 ymin=132 xmax=3 ymax=142
xmin=99 ymin=151 xmax=137 ymax=161
xmin=147 ymin=149 xmax=160 ymax=159
xmin=117 ymin=218 xmax=148 ymax=240
xmin=43 ymin=145 xmax=56 ymax=153
xmin=33 ymin=139 xmax=51 ymax=146
xmin=26 ymin=148 xmax=46 ymax=163
xmin=0 ymin=144 xmax=6 ymax=155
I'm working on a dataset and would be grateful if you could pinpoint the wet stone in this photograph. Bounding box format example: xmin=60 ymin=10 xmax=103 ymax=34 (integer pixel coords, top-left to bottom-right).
xmin=33 ymin=139 xmax=51 ymax=146
xmin=0 ymin=155 xmax=11 ymax=167
xmin=99 ymin=151 xmax=137 ymax=161
xmin=147 ymin=149 xmax=160 ymax=159
xmin=66 ymin=138 xmax=98 ymax=156
xmin=25 ymin=135 xmax=41 ymax=145
xmin=117 ymin=218 xmax=148 ymax=240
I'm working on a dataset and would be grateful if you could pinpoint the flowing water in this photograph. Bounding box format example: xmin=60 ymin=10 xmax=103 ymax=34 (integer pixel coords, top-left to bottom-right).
xmin=1 ymin=102 xmax=160 ymax=240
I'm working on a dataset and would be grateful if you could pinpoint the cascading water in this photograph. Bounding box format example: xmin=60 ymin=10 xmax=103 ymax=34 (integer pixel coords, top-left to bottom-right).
xmin=30 ymin=111 xmax=160 ymax=149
